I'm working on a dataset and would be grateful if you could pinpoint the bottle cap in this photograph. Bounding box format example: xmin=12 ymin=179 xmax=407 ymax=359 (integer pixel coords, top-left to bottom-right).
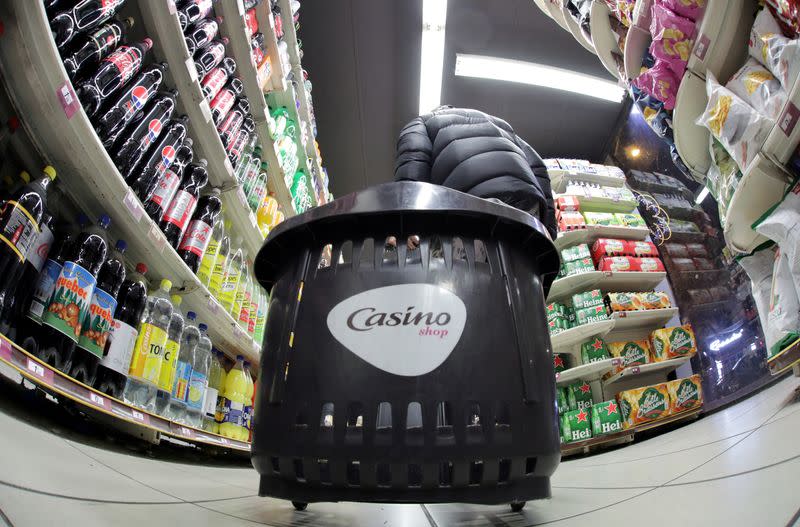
xmin=142 ymin=37 xmax=153 ymax=51
xmin=183 ymin=137 xmax=194 ymax=148
xmin=208 ymin=188 xmax=221 ymax=196
xmin=198 ymin=158 xmax=208 ymax=167
xmin=135 ymin=262 xmax=148 ymax=274
xmin=159 ymin=278 xmax=173 ymax=291
xmin=244 ymin=361 xmax=250 ymax=367
xmin=236 ymin=355 xmax=244 ymax=361
xmin=115 ymin=239 xmax=127 ymax=252
xmin=19 ymin=171 xmax=30 ymax=183
xmin=43 ymin=166 xmax=57 ymax=181
xmin=187 ymin=311 xmax=196 ymax=320
xmin=199 ymin=323 xmax=208 ymax=332
xmin=158 ymin=61 xmax=169 ymax=71
xmin=171 ymin=294 xmax=182 ymax=305
xmin=222 ymin=36 xmax=230 ymax=45
xmin=98 ymin=214 xmax=111 ymax=229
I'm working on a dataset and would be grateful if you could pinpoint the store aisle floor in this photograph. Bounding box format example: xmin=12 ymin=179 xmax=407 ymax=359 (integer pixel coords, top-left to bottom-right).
xmin=1 ymin=376 xmax=799 ymax=527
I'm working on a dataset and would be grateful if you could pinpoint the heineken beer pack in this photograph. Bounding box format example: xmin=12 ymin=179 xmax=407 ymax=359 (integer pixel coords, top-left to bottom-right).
xmin=553 ymin=353 xmax=573 ymax=373
xmin=606 ymin=339 xmax=651 ymax=374
xmin=557 ymin=386 xmax=569 ymax=415
xmin=575 ymin=304 xmax=609 ymax=326
xmin=567 ymin=380 xmax=593 ymax=411
xmin=591 ymin=399 xmax=623 ymax=436
xmin=618 ymin=383 xmax=670 ymax=428
xmin=666 ymin=375 xmax=703 ymax=414
xmin=561 ymin=408 xmax=592 ymax=443
xmin=581 ymin=336 xmax=611 ymax=363
xmin=650 ymin=324 xmax=697 ymax=361
xmin=572 ymin=289 xmax=604 ymax=310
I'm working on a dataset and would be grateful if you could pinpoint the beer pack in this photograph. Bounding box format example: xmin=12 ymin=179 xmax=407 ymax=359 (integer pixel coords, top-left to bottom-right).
xmin=607 ymin=339 xmax=651 ymax=373
xmin=566 ymin=380 xmax=593 ymax=411
xmin=561 ymin=407 xmax=592 ymax=443
xmin=618 ymin=383 xmax=670 ymax=428
xmin=650 ymin=324 xmax=697 ymax=361
xmin=553 ymin=353 xmax=573 ymax=373
xmin=575 ymin=304 xmax=608 ymax=326
xmin=581 ymin=336 xmax=610 ymax=363
xmin=564 ymin=257 xmax=595 ymax=276
xmin=546 ymin=301 xmax=568 ymax=321
xmin=561 ymin=243 xmax=591 ymax=263
xmin=572 ymin=289 xmax=604 ymax=309
xmin=666 ymin=375 xmax=703 ymax=414
xmin=591 ymin=399 xmax=623 ymax=436
xmin=557 ymin=386 xmax=569 ymax=415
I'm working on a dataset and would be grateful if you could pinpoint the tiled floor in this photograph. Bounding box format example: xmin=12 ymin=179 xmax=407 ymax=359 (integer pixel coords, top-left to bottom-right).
xmin=1 ymin=377 xmax=799 ymax=526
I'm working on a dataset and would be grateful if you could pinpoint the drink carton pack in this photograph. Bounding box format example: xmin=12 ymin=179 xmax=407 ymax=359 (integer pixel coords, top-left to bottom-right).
xmin=666 ymin=375 xmax=703 ymax=414
xmin=591 ymin=399 xmax=623 ymax=436
xmin=650 ymin=324 xmax=697 ymax=361
xmin=561 ymin=407 xmax=592 ymax=443
xmin=581 ymin=336 xmax=611 ymax=363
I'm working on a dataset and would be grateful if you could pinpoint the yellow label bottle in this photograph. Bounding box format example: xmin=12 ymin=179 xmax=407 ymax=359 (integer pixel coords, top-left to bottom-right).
xmin=129 ymin=323 xmax=168 ymax=385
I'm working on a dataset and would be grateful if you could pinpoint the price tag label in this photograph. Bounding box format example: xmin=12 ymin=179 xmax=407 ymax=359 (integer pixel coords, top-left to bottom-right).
xmin=618 ymin=312 xmax=627 ymax=318
xmin=237 ymin=187 xmax=248 ymax=207
xmin=224 ymin=158 xmax=234 ymax=177
xmin=207 ymin=296 xmax=219 ymax=314
xmin=185 ymin=57 xmax=199 ymax=82
xmin=220 ymin=437 xmax=229 ymax=445
xmin=26 ymin=358 xmax=52 ymax=383
xmin=630 ymin=366 xmax=640 ymax=375
xmin=555 ymin=372 xmax=560 ymax=380
xmin=236 ymin=0 xmax=245 ymax=16
xmin=180 ymin=426 xmax=193 ymax=437
xmin=199 ymin=100 xmax=212 ymax=123
xmin=167 ymin=0 xmax=177 ymax=14
xmin=56 ymin=82 xmax=80 ymax=119
xmin=0 ymin=338 xmax=12 ymax=362
xmin=694 ymin=34 xmax=710 ymax=61
xmin=148 ymin=223 xmax=166 ymax=254
xmin=89 ymin=392 xmax=108 ymax=409
xmin=131 ymin=409 xmax=150 ymax=425
xmin=779 ymin=102 xmax=800 ymax=137
xmin=611 ymin=359 xmax=621 ymax=367
xmin=123 ymin=190 xmax=144 ymax=223
xmin=604 ymin=271 xmax=613 ymax=277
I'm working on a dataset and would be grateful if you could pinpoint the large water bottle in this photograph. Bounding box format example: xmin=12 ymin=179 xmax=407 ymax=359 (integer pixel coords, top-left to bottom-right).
xmin=203 ymin=348 xmax=224 ymax=433
xmin=166 ymin=311 xmax=199 ymax=423
xmin=186 ymin=323 xmax=212 ymax=427
xmin=243 ymin=360 xmax=255 ymax=441
xmin=155 ymin=295 xmax=185 ymax=416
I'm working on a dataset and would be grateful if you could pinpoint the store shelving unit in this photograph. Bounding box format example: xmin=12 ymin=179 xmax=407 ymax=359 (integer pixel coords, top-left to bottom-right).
xmin=623 ymin=26 xmax=651 ymax=82
xmin=0 ymin=0 xmax=261 ymax=363
xmin=561 ymin=3 xmax=597 ymax=54
xmin=610 ymin=307 xmax=679 ymax=331
xmin=673 ymin=71 xmax=711 ymax=179
xmin=550 ymin=169 xmax=626 ymax=193
xmin=767 ymin=338 xmax=800 ymax=376
xmin=0 ymin=333 xmax=250 ymax=452
xmin=552 ymin=319 xmax=616 ymax=350
xmin=685 ymin=0 xmax=755 ymax=83
xmin=602 ymin=355 xmax=693 ymax=391
xmin=555 ymin=224 xmax=650 ymax=251
xmin=556 ymin=358 xmax=620 ymax=386
xmin=561 ymin=428 xmax=634 ymax=457
xmin=632 ymin=406 xmax=702 ymax=432
xmin=589 ymin=1 xmax=621 ymax=80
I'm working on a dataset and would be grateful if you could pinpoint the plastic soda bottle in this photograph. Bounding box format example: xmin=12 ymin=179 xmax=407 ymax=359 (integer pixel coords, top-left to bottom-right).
xmin=247 ymin=277 xmax=258 ymax=337
xmin=254 ymin=289 xmax=268 ymax=345
xmin=155 ymin=295 xmax=184 ymax=416
xmin=218 ymin=355 xmax=248 ymax=439
xmin=246 ymin=168 xmax=267 ymax=214
xmin=123 ymin=278 xmax=173 ymax=411
xmin=236 ymin=267 xmax=252 ymax=330
xmin=256 ymin=195 xmax=277 ymax=236
xmin=231 ymin=255 xmax=249 ymax=320
xmin=186 ymin=323 xmax=211 ymax=427
xmin=203 ymin=348 xmax=224 ymax=433
xmin=219 ymin=238 xmax=243 ymax=312
xmin=196 ymin=213 xmax=225 ymax=287
xmin=208 ymin=225 xmax=230 ymax=299
xmin=166 ymin=311 xmax=198 ymax=423
xmin=242 ymin=360 xmax=255 ymax=441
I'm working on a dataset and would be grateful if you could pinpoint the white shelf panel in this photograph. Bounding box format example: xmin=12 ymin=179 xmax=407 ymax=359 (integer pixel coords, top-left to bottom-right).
xmin=686 ymin=0 xmax=757 ymax=82
xmin=547 ymin=271 xmax=603 ymax=303
xmin=550 ymin=169 xmax=626 ymax=193
xmin=560 ymin=193 xmax=637 ymax=213
xmin=762 ymin=70 xmax=800 ymax=166
xmin=561 ymin=3 xmax=597 ymax=55
xmin=556 ymin=358 xmax=620 ymax=386
xmin=602 ymin=356 xmax=692 ymax=389
xmin=551 ymin=320 xmax=616 ymax=350
xmin=674 ymin=71 xmax=711 ymax=176
xmin=597 ymin=271 xmax=667 ymax=293
xmin=624 ymin=25 xmax=651 ymax=81
xmin=555 ymin=224 xmax=650 ymax=251
xmin=610 ymin=308 xmax=679 ymax=332
xmin=544 ymin=0 xmax=571 ymax=32
xmin=723 ymin=154 xmax=791 ymax=254
xmin=589 ymin=1 xmax=622 ymax=80
xmin=0 ymin=0 xmax=260 ymax=364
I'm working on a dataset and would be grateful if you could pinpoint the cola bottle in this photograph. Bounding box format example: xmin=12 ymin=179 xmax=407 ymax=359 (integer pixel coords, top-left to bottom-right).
xmin=185 ymin=16 xmax=223 ymax=56
xmin=217 ymin=98 xmax=249 ymax=147
xmin=244 ymin=8 xmax=259 ymax=36
xmin=178 ymin=189 xmax=222 ymax=273
xmin=201 ymin=57 xmax=236 ymax=102
xmin=62 ymin=18 xmax=133 ymax=81
xmin=110 ymin=90 xmax=178 ymax=178
xmin=250 ymin=32 xmax=266 ymax=66
xmin=242 ymin=115 xmax=255 ymax=135
xmin=209 ymin=78 xmax=244 ymax=125
xmin=160 ymin=160 xmax=209 ymax=248
xmin=194 ymin=37 xmax=229 ymax=79
xmin=143 ymin=138 xmax=194 ymax=222
xmin=50 ymin=0 xmax=127 ymax=49
xmin=76 ymin=38 xmax=153 ymax=119
xmin=95 ymin=63 xmax=168 ymax=148
xmin=69 ymin=238 xmax=126 ymax=385
xmin=45 ymin=0 xmax=78 ymax=17
xmin=178 ymin=0 xmax=215 ymax=31
xmin=226 ymin=128 xmax=251 ymax=168
xmin=37 ymin=215 xmax=110 ymax=374
xmin=126 ymin=116 xmax=189 ymax=202
xmin=94 ymin=262 xmax=148 ymax=399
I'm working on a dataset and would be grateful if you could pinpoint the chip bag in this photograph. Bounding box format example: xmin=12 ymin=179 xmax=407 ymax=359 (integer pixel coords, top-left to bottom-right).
xmin=633 ymin=61 xmax=680 ymax=109
xmin=697 ymin=73 xmax=773 ymax=172
xmin=749 ymin=7 xmax=800 ymax=88
xmin=726 ymin=58 xmax=787 ymax=120
xmin=655 ymin=0 xmax=706 ymax=21
xmin=649 ymin=3 xmax=697 ymax=76
xmin=736 ymin=242 xmax=776 ymax=344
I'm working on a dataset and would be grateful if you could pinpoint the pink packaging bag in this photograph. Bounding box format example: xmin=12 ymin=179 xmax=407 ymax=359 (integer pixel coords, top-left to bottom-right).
xmin=633 ymin=61 xmax=680 ymax=109
xmin=649 ymin=3 xmax=697 ymax=77
xmin=654 ymin=0 xmax=706 ymax=22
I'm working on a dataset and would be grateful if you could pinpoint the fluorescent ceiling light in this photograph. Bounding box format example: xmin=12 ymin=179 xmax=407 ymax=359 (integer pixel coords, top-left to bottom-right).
xmin=695 ymin=186 xmax=710 ymax=204
xmin=419 ymin=0 xmax=448 ymax=114
xmin=454 ymin=54 xmax=626 ymax=103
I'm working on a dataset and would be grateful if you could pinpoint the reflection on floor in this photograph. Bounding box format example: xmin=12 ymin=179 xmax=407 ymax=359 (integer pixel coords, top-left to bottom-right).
xmin=0 ymin=375 xmax=799 ymax=526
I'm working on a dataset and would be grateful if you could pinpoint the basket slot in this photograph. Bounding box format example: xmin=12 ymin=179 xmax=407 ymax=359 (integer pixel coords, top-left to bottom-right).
xmin=294 ymin=409 xmax=308 ymax=431
xmin=293 ymin=458 xmax=306 ymax=482
xmin=466 ymin=402 xmax=484 ymax=444
xmin=498 ymin=459 xmax=511 ymax=484
xmin=375 ymin=402 xmax=393 ymax=446
xmin=408 ymin=464 xmax=423 ymax=488
xmin=346 ymin=461 xmax=361 ymax=486
xmin=379 ymin=236 xmax=398 ymax=268
xmin=468 ymin=461 xmax=484 ymax=486
xmin=345 ymin=402 xmax=364 ymax=445
xmin=355 ymin=238 xmax=374 ymax=271
xmin=270 ymin=456 xmax=280 ymax=475
xmin=317 ymin=244 xmax=332 ymax=270
xmin=405 ymin=402 xmax=424 ymax=446
xmin=404 ymin=236 xmax=423 ymax=268
xmin=435 ymin=401 xmax=455 ymax=446
xmin=494 ymin=402 xmax=513 ymax=444
xmin=318 ymin=459 xmax=332 ymax=485
xmin=376 ymin=463 xmax=392 ymax=488
xmin=474 ymin=239 xmax=490 ymax=268
xmin=334 ymin=240 xmax=353 ymax=270
xmin=429 ymin=236 xmax=446 ymax=269
xmin=438 ymin=461 xmax=454 ymax=488
xmin=319 ymin=402 xmax=335 ymax=444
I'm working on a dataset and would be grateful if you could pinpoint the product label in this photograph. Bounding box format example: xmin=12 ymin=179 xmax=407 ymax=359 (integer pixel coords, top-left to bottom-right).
xmin=248 ymin=299 xmax=258 ymax=334
xmin=144 ymin=118 xmax=163 ymax=149
xmin=674 ymin=380 xmax=700 ymax=410
xmin=670 ymin=328 xmax=693 ymax=355
xmin=162 ymin=190 xmax=197 ymax=231
xmin=219 ymin=398 xmax=244 ymax=426
xmin=219 ymin=270 xmax=240 ymax=309
xmin=77 ymin=287 xmax=118 ymax=358
xmin=210 ymin=88 xmax=235 ymax=118
xmin=128 ymin=322 xmax=168 ymax=384
xmin=209 ymin=257 xmax=228 ymax=296
xmin=172 ymin=360 xmax=192 ymax=401
xmin=622 ymin=342 xmax=647 ymax=366
xmin=42 ymin=261 xmax=96 ymax=343
xmin=187 ymin=370 xmax=208 ymax=410
xmin=123 ymin=85 xmax=151 ymax=121
xmin=28 ymin=259 xmax=63 ymax=323
xmin=158 ymin=339 xmax=180 ymax=392
xmin=203 ymin=386 xmax=219 ymax=418
xmin=178 ymin=220 xmax=212 ymax=257
xmin=197 ymin=239 xmax=220 ymax=282
xmin=99 ymin=319 xmax=138 ymax=375
xmin=201 ymin=68 xmax=227 ymax=101
xmin=0 ymin=200 xmax=40 ymax=262
xmin=27 ymin=223 xmax=53 ymax=272
xmin=105 ymin=46 xmax=142 ymax=87
xmin=243 ymin=404 xmax=253 ymax=430
xmin=156 ymin=145 xmax=177 ymax=178
xmin=149 ymin=168 xmax=181 ymax=208
xmin=238 ymin=291 xmax=252 ymax=325
xmin=637 ymin=388 xmax=667 ymax=420
xmin=90 ymin=23 xmax=123 ymax=56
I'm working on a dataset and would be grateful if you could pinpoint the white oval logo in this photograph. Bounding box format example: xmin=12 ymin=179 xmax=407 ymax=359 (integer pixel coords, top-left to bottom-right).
xmin=326 ymin=283 xmax=467 ymax=376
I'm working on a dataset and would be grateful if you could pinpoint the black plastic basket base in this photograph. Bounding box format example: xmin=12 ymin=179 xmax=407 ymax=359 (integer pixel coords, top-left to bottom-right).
xmin=258 ymin=474 xmax=551 ymax=505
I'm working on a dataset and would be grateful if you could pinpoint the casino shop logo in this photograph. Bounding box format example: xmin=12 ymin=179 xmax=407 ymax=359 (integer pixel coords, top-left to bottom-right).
xmin=327 ymin=284 xmax=467 ymax=376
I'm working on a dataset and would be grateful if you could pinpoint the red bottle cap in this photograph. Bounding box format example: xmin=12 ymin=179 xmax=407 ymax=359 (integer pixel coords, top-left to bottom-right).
xmin=136 ymin=262 xmax=148 ymax=274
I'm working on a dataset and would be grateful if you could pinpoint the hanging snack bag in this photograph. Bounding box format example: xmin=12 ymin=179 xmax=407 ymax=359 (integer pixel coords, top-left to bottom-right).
xmin=655 ymin=0 xmax=706 ymax=21
xmin=649 ymin=3 xmax=697 ymax=77
xmin=726 ymin=58 xmax=787 ymax=120
xmin=753 ymin=178 xmax=800 ymax=301
xmin=633 ymin=62 xmax=680 ymax=109
xmin=749 ymin=7 xmax=800 ymax=88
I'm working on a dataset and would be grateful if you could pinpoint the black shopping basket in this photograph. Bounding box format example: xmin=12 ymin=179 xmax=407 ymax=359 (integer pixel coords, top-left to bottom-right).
xmin=252 ymin=182 xmax=561 ymax=510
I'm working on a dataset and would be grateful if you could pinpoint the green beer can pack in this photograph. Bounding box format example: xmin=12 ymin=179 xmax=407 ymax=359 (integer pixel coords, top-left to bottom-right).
xmin=581 ymin=336 xmax=610 ymax=363
xmin=560 ymin=243 xmax=591 ymax=263
xmin=561 ymin=408 xmax=592 ymax=443
xmin=572 ymin=289 xmax=604 ymax=309
xmin=553 ymin=353 xmax=572 ymax=373
xmin=567 ymin=380 xmax=593 ymax=411
xmin=557 ymin=386 xmax=569 ymax=415
xmin=591 ymin=399 xmax=623 ymax=436
xmin=575 ymin=304 xmax=608 ymax=326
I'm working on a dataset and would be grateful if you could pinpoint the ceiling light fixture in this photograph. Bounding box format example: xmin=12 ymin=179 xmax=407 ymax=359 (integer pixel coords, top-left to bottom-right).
xmin=419 ymin=0 xmax=448 ymax=115
xmin=628 ymin=146 xmax=641 ymax=158
xmin=695 ymin=186 xmax=710 ymax=204
xmin=454 ymin=54 xmax=626 ymax=103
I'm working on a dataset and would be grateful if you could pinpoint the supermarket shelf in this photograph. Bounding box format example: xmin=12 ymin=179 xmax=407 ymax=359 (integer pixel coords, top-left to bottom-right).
xmin=561 ymin=3 xmax=597 ymax=55
xmin=623 ymin=26 xmax=651 ymax=81
xmin=673 ymin=71 xmax=711 ymax=178
xmin=555 ymin=358 xmax=620 ymax=386
xmin=215 ymin=0 xmax=294 ymax=218
xmin=554 ymin=224 xmax=650 ymax=251
xmin=610 ymin=308 xmax=679 ymax=332
xmin=602 ymin=355 xmax=693 ymax=389
xmin=560 ymin=428 xmax=634 ymax=457
xmin=0 ymin=0 xmax=261 ymax=364
xmin=589 ymin=1 xmax=622 ymax=80
xmin=632 ymin=406 xmax=702 ymax=433
xmin=561 ymin=193 xmax=638 ymax=214
xmin=763 ymin=71 xmax=800 ymax=166
xmin=723 ymin=154 xmax=791 ymax=254
xmin=551 ymin=320 xmax=616 ymax=350
xmin=767 ymin=337 xmax=800 ymax=376
xmin=686 ymin=0 xmax=756 ymax=82
xmin=547 ymin=271 xmax=603 ymax=303
xmin=0 ymin=334 xmax=250 ymax=452
xmin=135 ymin=0 xmax=265 ymax=257
xmin=544 ymin=0 xmax=571 ymax=32
xmin=550 ymin=169 xmax=626 ymax=193
xmin=256 ymin=0 xmax=288 ymax=93
xmin=597 ymin=270 xmax=667 ymax=293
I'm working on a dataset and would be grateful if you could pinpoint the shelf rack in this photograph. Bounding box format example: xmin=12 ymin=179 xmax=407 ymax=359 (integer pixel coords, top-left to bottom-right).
xmin=610 ymin=307 xmax=679 ymax=332
xmin=767 ymin=337 xmax=800 ymax=376
xmin=551 ymin=319 xmax=616 ymax=350
xmin=0 ymin=333 xmax=250 ymax=452
xmin=554 ymin=224 xmax=650 ymax=251
xmin=561 ymin=2 xmax=597 ymax=54
xmin=602 ymin=355 xmax=694 ymax=390
xmin=589 ymin=0 xmax=622 ymax=80
xmin=556 ymin=358 xmax=620 ymax=386
xmin=550 ymin=168 xmax=626 ymax=193
xmin=0 ymin=0 xmax=261 ymax=364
